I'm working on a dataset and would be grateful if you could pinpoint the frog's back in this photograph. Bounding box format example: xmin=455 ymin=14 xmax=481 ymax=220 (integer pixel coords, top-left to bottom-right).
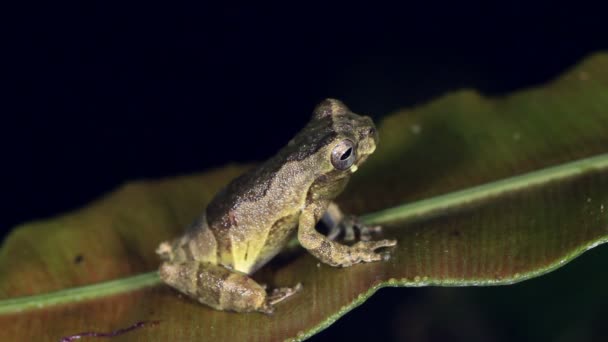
xmin=205 ymin=155 xmax=316 ymax=273
xmin=204 ymin=110 xmax=353 ymax=273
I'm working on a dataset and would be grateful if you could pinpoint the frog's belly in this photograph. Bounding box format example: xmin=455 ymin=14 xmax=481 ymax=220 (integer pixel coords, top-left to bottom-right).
xmin=227 ymin=213 xmax=300 ymax=274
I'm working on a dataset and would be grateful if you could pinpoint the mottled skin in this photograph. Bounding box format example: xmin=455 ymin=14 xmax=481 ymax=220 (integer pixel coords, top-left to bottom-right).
xmin=157 ymin=99 xmax=396 ymax=314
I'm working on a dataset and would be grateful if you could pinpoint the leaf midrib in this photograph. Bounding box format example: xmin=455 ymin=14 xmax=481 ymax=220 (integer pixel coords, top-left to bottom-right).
xmin=2 ymin=152 xmax=608 ymax=315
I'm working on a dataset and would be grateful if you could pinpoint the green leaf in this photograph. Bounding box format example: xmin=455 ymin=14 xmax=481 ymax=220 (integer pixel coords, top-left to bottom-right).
xmin=1 ymin=53 xmax=607 ymax=341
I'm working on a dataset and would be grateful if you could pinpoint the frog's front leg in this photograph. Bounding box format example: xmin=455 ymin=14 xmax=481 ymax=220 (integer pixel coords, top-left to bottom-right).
xmin=298 ymin=203 xmax=397 ymax=267
xmin=159 ymin=261 xmax=301 ymax=314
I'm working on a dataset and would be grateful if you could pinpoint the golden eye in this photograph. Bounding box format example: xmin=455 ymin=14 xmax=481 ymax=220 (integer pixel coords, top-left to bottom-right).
xmin=331 ymin=139 xmax=356 ymax=170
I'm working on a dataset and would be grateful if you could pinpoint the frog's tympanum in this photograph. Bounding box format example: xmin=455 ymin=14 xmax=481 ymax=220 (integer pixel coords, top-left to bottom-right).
xmin=156 ymin=99 xmax=396 ymax=314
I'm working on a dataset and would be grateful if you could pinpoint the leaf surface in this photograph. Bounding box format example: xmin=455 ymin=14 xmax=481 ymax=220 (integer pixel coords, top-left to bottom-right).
xmin=1 ymin=53 xmax=607 ymax=341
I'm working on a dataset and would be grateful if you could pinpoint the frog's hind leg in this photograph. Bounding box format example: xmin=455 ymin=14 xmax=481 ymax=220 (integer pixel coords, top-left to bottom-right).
xmin=156 ymin=213 xmax=219 ymax=265
xmin=159 ymin=261 xmax=300 ymax=314
xmin=323 ymin=202 xmax=382 ymax=242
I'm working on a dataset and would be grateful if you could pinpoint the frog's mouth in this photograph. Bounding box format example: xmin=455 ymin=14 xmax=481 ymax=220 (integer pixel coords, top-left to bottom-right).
xmin=354 ymin=133 xmax=377 ymax=167
xmin=351 ymin=146 xmax=375 ymax=173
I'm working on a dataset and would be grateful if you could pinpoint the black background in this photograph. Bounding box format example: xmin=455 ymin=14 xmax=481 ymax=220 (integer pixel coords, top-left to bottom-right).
xmin=4 ymin=3 xmax=608 ymax=341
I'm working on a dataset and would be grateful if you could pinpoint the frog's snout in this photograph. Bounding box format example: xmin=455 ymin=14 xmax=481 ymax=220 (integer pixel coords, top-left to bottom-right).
xmin=357 ymin=122 xmax=378 ymax=158
xmin=367 ymin=126 xmax=379 ymax=151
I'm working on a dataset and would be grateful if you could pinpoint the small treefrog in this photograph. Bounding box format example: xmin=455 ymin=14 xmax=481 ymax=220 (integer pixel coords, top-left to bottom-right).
xmin=156 ymin=99 xmax=396 ymax=314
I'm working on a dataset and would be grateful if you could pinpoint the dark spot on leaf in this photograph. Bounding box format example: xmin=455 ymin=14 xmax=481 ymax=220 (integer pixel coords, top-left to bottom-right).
xmin=74 ymin=254 xmax=84 ymax=264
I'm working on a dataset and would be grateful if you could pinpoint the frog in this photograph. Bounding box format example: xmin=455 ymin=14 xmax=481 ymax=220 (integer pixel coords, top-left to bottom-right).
xmin=156 ymin=99 xmax=396 ymax=314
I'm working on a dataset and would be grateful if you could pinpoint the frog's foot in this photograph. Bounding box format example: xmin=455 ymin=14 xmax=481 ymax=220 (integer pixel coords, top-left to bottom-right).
xmin=259 ymin=283 xmax=303 ymax=314
xmin=327 ymin=215 xmax=383 ymax=242
xmin=268 ymin=283 xmax=303 ymax=306
xmin=343 ymin=239 xmax=397 ymax=266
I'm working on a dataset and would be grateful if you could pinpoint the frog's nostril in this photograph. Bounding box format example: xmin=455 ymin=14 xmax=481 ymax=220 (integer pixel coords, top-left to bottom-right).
xmin=368 ymin=127 xmax=376 ymax=136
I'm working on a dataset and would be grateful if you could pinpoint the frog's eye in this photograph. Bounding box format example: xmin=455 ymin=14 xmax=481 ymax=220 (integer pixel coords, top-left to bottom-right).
xmin=331 ymin=139 xmax=356 ymax=170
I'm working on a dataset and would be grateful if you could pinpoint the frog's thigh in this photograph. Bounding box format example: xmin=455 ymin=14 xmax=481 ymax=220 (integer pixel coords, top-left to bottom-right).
xmin=159 ymin=261 xmax=268 ymax=313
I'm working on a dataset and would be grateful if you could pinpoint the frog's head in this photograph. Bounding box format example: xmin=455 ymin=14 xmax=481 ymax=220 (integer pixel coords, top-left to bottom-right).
xmin=312 ymin=98 xmax=379 ymax=174
xmin=278 ymin=99 xmax=378 ymax=200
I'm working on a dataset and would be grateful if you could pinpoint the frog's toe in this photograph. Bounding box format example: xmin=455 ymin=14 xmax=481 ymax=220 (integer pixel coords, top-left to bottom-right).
xmin=267 ymin=283 xmax=303 ymax=306
xmin=357 ymin=239 xmax=397 ymax=250
xmin=358 ymin=224 xmax=383 ymax=241
xmin=349 ymin=239 xmax=397 ymax=263
xmin=374 ymin=239 xmax=397 ymax=248
xmin=258 ymin=303 xmax=275 ymax=315
xmin=333 ymin=215 xmax=385 ymax=242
